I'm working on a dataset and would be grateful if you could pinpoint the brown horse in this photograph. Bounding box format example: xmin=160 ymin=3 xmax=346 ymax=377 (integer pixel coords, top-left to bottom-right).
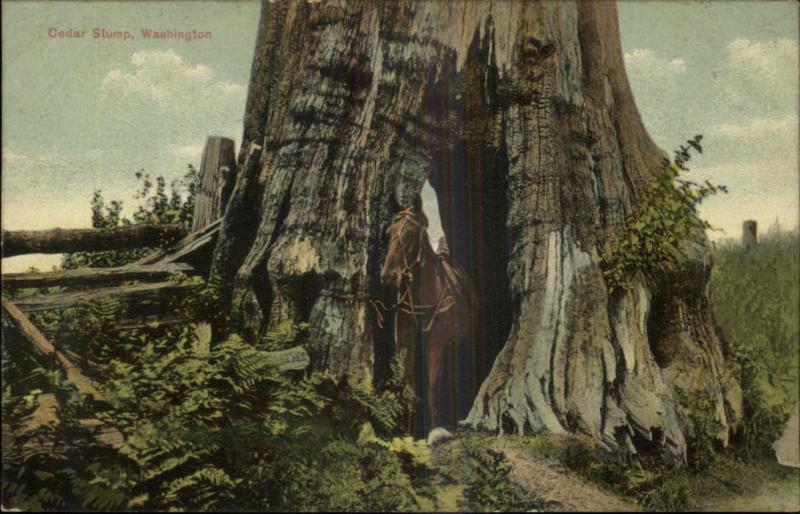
xmin=380 ymin=204 xmax=476 ymax=435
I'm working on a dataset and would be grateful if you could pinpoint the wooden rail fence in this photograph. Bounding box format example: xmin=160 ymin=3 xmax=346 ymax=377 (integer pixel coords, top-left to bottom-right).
xmin=1 ymin=136 xmax=308 ymax=448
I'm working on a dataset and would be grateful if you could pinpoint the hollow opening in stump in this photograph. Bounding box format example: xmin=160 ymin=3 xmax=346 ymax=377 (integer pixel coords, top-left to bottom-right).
xmin=423 ymin=47 xmax=514 ymax=411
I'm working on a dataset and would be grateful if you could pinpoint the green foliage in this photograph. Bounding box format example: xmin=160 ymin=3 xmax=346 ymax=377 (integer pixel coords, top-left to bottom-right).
xmin=460 ymin=442 xmax=523 ymax=511
xmin=510 ymin=434 xmax=691 ymax=510
xmin=433 ymin=433 xmax=532 ymax=512
xmin=3 ymin=288 xmax=440 ymax=512
xmin=682 ymin=392 xmax=724 ymax=471
xmin=710 ymin=227 xmax=798 ymax=459
xmin=730 ymin=341 xmax=790 ymax=460
xmin=290 ymin=439 xmax=427 ymax=512
xmin=78 ymin=332 xmax=332 ymax=511
xmin=508 ymin=424 xmax=799 ymax=512
xmin=258 ymin=319 xmax=311 ymax=352
xmin=345 ymin=349 xmax=415 ymax=435
xmin=130 ymin=170 xmax=197 ymax=227
xmin=62 ymin=166 xmax=197 ymax=269
xmin=603 ymin=135 xmax=727 ymax=291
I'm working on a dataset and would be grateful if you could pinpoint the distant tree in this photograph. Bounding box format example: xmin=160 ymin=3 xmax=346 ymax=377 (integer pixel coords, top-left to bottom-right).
xmin=62 ymin=166 xmax=197 ymax=269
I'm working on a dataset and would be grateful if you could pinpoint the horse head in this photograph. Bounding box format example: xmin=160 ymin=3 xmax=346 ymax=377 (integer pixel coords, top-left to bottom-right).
xmin=381 ymin=200 xmax=429 ymax=289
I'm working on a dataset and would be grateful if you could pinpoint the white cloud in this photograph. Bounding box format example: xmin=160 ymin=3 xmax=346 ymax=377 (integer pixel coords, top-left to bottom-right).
xmin=172 ymin=144 xmax=204 ymax=163
xmin=2 ymin=148 xmax=55 ymax=166
xmin=100 ymin=49 xmax=246 ymax=108
xmin=624 ymin=48 xmax=687 ymax=78
xmin=219 ymin=82 xmax=247 ymax=98
xmin=708 ymin=115 xmax=798 ymax=140
xmin=716 ymin=37 xmax=799 ymax=116
xmin=726 ymin=38 xmax=799 ymax=81
xmin=95 ymin=49 xmax=245 ymax=165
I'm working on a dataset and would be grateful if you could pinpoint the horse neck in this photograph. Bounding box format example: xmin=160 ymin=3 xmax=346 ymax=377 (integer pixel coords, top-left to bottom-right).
xmin=410 ymin=236 xmax=442 ymax=305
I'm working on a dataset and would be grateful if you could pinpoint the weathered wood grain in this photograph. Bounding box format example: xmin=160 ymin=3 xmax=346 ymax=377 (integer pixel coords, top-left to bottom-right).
xmin=37 ymin=315 xmax=192 ymax=340
xmin=192 ymin=136 xmax=238 ymax=233
xmin=1 ymin=225 xmax=188 ymax=257
xmin=211 ymin=0 xmax=741 ymax=463
xmin=2 ymin=296 xmax=105 ymax=402
xmin=263 ymin=345 xmax=310 ymax=372
xmin=2 ymin=263 xmax=194 ymax=289
xmin=135 ymin=218 xmax=221 ymax=266
xmin=13 ymin=281 xmax=191 ymax=312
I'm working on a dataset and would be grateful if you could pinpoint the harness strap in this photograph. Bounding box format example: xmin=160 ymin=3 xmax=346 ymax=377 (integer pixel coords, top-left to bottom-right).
xmin=317 ymin=289 xmax=396 ymax=329
xmin=388 ymin=210 xmax=459 ymax=335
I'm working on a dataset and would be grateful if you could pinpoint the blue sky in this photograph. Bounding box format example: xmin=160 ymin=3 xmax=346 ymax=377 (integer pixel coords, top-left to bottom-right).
xmin=2 ymin=1 xmax=798 ymax=272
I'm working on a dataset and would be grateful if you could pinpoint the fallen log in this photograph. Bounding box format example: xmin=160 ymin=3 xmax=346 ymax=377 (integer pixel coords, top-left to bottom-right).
xmin=264 ymin=346 xmax=310 ymax=371
xmin=13 ymin=281 xmax=191 ymax=312
xmin=1 ymin=297 xmax=105 ymax=402
xmin=2 ymin=262 xmax=195 ymax=289
xmin=9 ymin=394 xmax=124 ymax=456
xmin=1 ymin=225 xmax=188 ymax=257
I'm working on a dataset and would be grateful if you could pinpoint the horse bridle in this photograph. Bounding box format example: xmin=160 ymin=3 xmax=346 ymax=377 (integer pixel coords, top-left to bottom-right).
xmin=389 ymin=209 xmax=427 ymax=284
xmin=318 ymin=210 xmax=454 ymax=334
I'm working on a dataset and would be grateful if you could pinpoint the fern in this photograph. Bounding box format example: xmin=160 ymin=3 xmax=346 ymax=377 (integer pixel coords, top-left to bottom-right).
xmin=345 ymin=350 xmax=415 ymax=435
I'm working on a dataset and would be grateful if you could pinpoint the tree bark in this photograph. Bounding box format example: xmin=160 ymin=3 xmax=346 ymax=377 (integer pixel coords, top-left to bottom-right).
xmin=214 ymin=0 xmax=741 ymax=461
xmin=2 ymin=225 xmax=187 ymax=257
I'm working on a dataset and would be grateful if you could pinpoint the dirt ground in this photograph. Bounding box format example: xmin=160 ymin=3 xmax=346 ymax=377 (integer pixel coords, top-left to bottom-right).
xmin=502 ymin=449 xmax=639 ymax=512
xmin=503 ymin=446 xmax=800 ymax=513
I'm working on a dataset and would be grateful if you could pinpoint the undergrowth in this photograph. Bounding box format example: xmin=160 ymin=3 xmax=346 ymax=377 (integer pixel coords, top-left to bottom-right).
xmin=710 ymin=226 xmax=798 ymax=460
xmin=507 ymin=433 xmax=798 ymax=512
xmin=2 ymin=280 xmax=522 ymax=511
xmin=2 ymin=159 xmax=526 ymax=512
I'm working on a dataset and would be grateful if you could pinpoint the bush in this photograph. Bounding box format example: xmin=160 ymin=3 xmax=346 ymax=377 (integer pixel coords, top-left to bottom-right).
xmin=510 ymin=433 xmax=692 ymax=511
xmin=729 ymin=342 xmax=790 ymax=460
xmin=433 ymin=433 xmax=531 ymax=512
xmin=682 ymin=392 xmax=724 ymax=471
xmin=62 ymin=166 xmax=197 ymax=270
xmin=461 ymin=443 xmax=523 ymax=511
xmin=603 ymin=135 xmax=726 ymax=291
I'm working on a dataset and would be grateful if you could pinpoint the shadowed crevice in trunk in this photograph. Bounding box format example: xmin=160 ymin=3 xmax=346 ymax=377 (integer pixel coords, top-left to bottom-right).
xmin=425 ymin=19 xmax=514 ymax=405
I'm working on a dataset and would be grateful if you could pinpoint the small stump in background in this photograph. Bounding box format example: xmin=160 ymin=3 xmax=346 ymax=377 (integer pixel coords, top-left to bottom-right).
xmin=742 ymin=220 xmax=758 ymax=251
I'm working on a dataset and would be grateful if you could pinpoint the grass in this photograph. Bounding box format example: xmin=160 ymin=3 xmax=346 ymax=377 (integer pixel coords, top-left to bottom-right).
xmin=710 ymin=226 xmax=799 ymax=409
xmin=496 ymin=432 xmax=799 ymax=511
